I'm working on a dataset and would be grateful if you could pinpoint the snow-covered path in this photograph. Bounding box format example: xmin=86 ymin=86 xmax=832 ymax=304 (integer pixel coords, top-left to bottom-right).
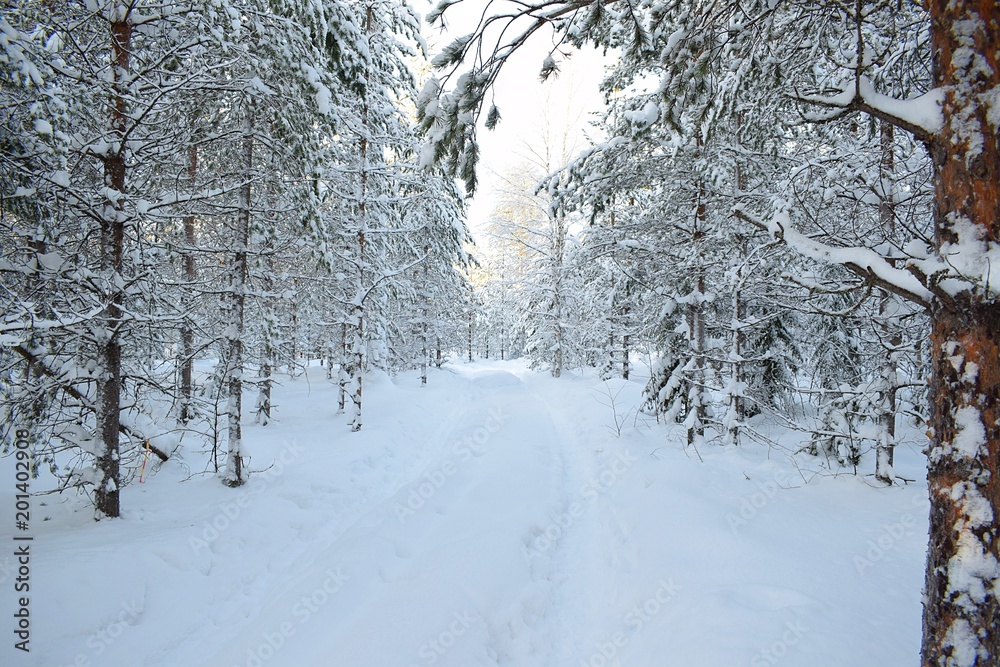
xmin=204 ymin=367 xmax=600 ymax=667
xmin=3 ymin=361 xmax=928 ymax=666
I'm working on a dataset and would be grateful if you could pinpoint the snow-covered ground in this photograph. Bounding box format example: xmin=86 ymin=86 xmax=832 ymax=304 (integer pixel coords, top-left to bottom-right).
xmin=2 ymin=360 xmax=928 ymax=666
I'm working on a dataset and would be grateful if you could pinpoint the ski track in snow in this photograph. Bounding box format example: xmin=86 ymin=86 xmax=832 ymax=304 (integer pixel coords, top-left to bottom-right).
xmin=1 ymin=361 xmax=928 ymax=667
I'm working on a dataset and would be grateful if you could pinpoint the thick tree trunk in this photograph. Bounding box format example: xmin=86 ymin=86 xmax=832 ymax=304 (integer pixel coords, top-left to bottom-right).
xmin=921 ymin=2 xmax=1000 ymax=663
xmin=95 ymin=11 xmax=132 ymax=518
xmin=924 ymin=301 xmax=1000 ymax=665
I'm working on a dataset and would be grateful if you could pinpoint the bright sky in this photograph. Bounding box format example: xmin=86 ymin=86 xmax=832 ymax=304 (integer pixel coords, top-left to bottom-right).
xmin=420 ymin=2 xmax=611 ymax=244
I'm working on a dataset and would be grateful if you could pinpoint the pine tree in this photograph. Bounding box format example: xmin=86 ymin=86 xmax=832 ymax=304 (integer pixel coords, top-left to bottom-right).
xmin=424 ymin=2 xmax=998 ymax=658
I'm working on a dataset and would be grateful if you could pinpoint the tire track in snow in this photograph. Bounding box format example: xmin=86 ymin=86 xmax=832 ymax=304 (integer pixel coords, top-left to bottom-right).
xmin=523 ymin=376 xmax=639 ymax=667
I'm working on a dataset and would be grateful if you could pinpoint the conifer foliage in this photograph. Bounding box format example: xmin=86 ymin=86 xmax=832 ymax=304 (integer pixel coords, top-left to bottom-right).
xmin=424 ymin=1 xmax=998 ymax=662
xmin=1 ymin=1 xmax=473 ymax=512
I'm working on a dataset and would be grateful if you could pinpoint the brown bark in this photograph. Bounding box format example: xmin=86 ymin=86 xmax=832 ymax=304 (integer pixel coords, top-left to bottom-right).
xmin=95 ymin=11 xmax=132 ymax=518
xmin=920 ymin=1 xmax=1000 ymax=663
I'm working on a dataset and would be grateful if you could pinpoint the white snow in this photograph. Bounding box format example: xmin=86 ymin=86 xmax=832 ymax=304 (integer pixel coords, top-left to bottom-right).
xmin=624 ymin=100 xmax=660 ymax=127
xmin=856 ymin=77 xmax=944 ymax=135
xmin=0 ymin=361 xmax=928 ymax=666
xmin=951 ymin=406 xmax=986 ymax=459
xmin=766 ymin=203 xmax=935 ymax=305
xmin=796 ymin=76 xmax=944 ymax=136
xmin=33 ymin=118 xmax=52 ymax=136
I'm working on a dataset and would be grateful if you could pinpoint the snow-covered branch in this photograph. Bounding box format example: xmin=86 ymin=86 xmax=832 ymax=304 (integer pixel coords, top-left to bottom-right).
xmin=734 ymin=204 xmax=934 ymax=309
xmin=793 ymin=76 xmax=944 ymax=144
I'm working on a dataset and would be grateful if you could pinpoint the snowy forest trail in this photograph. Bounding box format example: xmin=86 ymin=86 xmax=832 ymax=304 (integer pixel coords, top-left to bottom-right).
xmin=202 ymin=364 xmax=605 ymax=667
xmin=4 ymin=361 xmax=929 ymax=667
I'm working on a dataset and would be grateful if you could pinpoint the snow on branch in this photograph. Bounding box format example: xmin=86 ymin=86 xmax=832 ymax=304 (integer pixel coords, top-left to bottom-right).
xmin=733 ymin=204 xmax=934 ymax=309
xmin=9 ymin=345 xmax=170 ymax=462
xmin=794 ymin=76 xmax=945 ymax=143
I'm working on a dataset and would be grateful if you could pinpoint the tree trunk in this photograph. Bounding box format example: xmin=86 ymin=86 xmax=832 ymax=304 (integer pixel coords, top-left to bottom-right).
xmin=620 ymin=299 xmax=631 ymax=380
xmin=727 ymin=283 xmax=744 ymax=445
xmin=256 ymin=253 xmax=274 ymax=426
xmin=467 ymin=310 xmax=473 ymax=363
xmin=622 ymin=333 xmax=630 ymax=380
xmin=875 ymin=122 xmax=898 ymax=485
xmin=551 ymin=210 xmax=565 ymax=378
xmin=256 ymin=351 xmax=271 ymax=426
xmin=223 ymin=109 xmax=252 ymax=488
xmin=921 ymin=2 xmax=1000 ymax=663
xmin=349 ymin=237 xmax=364 ymax=432
xmin=686 ymin=273 xmax=707 ymax=446
xmin=95 ymin=11 xmax=132 ymax=518
xmin=337 ymin=321 xmax=347 ymax=413
xmin=288 ymin=279 xmax=299 ymax=377
xmin=421 ymin=250 xmax=430 ymax=383
xmin=348 ymin=5 xmax=374 ymax=432
xmin=179 ymin=144 xmax=197 ymax=424
xmin=874 ymin=311 xmax=899 ymax=486
xmin=727 ymin=130 xmax=748 ymax=446
xmin=688 ymin=178 xmax=708 ymax=445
